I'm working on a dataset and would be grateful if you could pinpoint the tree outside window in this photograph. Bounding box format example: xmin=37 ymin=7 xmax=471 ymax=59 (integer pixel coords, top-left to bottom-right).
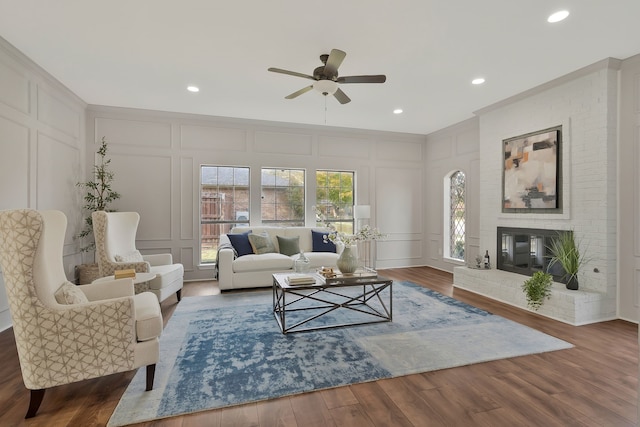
xmin=316 ymin=170 xmax=354 ymax=234
xmin=200 ymin=166 xmax=250 ymax=263
xmin=261 ymin=168 xmax=305 ymax=225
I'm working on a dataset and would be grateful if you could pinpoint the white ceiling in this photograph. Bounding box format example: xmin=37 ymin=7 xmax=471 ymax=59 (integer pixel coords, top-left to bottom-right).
xmin=1 ymin=0 xmax=639 ymax=135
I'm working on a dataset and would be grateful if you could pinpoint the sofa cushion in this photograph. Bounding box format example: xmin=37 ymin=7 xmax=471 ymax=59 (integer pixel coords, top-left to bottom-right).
xmin=228 ymin=230 xmax=253 ymax=257
xmin=312 ymin=230 xmax=337 ymax=253
xmin=248 ymin=232 xmax=276 ymax=254
xmin=305 ymin=252 xmax=340 ymax=268
xmin=277 ymin=235 xmax=300 ymax=256
xmin=233 ymin=253 xmax=294 ymax=272
xmin=149 ymin=264 xmax=184 ymax=290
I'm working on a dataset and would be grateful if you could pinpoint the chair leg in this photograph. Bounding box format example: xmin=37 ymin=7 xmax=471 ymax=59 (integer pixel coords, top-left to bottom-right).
xmin=176 ymin=289 xmax=182 ymax=302
xmin=146 ymin=364 xmax=156 ymax=391
xmin=25 ymin=389 xmax=45 ymax=418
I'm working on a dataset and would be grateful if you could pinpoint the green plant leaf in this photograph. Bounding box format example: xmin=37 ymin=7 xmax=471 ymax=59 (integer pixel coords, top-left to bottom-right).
xmin=74 ymin=136 xmax=121 ymax=252
xmin=522 ymin=271 xmax=553 ymax=310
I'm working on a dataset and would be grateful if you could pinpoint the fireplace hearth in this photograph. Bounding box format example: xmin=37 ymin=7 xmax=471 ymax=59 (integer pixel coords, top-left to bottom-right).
xmin=497 ymin=227 xmax=568 ymax=284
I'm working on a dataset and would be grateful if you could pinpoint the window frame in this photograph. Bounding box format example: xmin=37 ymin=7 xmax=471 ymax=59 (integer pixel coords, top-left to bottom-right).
xmin=443 ymin=170 xmax=466 ymax=262
xmin=199 ymin=165 xmax=250 ymax=265
xmin=260 ymin=167 xmax=306 ymax=226
xmin=315 ymin=169 xmax=356 ymax=234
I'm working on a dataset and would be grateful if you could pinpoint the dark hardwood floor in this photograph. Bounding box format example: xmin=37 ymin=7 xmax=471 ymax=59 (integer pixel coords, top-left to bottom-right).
xmin=0 ymin=267 xmax=637 ymax=426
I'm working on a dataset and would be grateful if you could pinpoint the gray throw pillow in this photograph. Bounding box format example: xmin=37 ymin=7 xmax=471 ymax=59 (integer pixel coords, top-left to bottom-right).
xmin=248 ymin=233 xmax=276 ymax=254
xmin=277 ymin=235 xmax=300 ymax=256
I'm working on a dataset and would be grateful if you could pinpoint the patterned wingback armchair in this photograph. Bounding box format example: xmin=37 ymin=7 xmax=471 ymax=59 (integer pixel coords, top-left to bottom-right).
xmin=92 ymin=211 xmax=183 ymax=303
xmin=0 ymin=209 xmax=163 ymax=418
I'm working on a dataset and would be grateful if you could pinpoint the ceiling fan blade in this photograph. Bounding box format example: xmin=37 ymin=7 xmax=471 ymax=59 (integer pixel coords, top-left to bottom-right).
xmin=285 ymin=85 xmax=314 ymax=99
xmin=268 ymin=67 xmax=316 ymax=81
xmin=337 ymin=75 xmax=387 ymax=84
xmin=333 ymin=88 xmax=351 ymax=104
xmin=324 ymin=49 xmax=346 ymax=78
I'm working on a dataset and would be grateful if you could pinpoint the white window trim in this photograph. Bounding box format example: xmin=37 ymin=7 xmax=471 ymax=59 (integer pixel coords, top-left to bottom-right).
xmin=443 ymin=169 xmax=466 ymax=262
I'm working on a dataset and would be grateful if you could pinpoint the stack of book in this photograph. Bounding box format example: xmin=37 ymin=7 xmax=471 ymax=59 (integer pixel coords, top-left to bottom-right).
xmin=114 ymin=269 xmax=136 ymax=279
xmin=286 ymin=274 xmax=316 ymax=285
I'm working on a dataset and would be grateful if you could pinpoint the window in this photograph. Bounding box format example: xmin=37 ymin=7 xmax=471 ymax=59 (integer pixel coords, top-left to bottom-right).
xmin=261 ymin=168 xmax=305 ymax=226
xmin=446 ymin=170 xmax=465 ymax=260
xmin=315 ymin=170 xmax=355 ymax=233
xmin=200 ymin=166 xmax=250 ymax=264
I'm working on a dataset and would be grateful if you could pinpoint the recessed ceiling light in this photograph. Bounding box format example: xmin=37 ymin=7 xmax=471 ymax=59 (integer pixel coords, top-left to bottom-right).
xmin=187 ymin=86 xmax=200 ymax=93
xmin=393 ymin=108 xmax=403 ymax=114
xmin=472 ymin=78 xmax=485 ymax=85
xmin=547 ymin=10 xmax=569 ymax=23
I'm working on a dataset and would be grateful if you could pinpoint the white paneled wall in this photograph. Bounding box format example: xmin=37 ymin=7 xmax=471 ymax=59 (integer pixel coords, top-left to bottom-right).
xmin=0 ymin=38 xmax=86 ymax=332
xmin=375 ymin=166 xmax=424 ymax=268
xmin=86 ymin=106 xmax=427 ymax=280
xmin=424 ymin=118 xmax=481 ymax=272
xmin=618 ymin=54 xmax=640 ymax=322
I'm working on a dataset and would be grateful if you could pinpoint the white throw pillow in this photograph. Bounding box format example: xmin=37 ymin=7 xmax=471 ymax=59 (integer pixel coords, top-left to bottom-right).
xmin=54 ymin=281 xmax=89 ymax=305
xmin=114 ymin=250 xmax=144 ymax=262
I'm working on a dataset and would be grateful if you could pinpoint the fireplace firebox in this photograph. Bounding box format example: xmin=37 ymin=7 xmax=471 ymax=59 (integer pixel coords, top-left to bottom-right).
xmin=496 ymin=227 xmax=569 ymax=284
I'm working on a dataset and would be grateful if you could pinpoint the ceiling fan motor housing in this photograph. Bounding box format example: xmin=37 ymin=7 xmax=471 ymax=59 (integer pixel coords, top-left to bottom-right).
xmin=314 ymin=66 xmax=338 ymax=81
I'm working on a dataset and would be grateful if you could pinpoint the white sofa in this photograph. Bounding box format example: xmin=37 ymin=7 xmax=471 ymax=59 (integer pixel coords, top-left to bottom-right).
xmin=217 ymin=226 xmax=342 ymax=290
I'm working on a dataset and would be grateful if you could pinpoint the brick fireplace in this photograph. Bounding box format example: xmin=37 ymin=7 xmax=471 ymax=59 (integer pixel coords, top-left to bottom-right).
xmin=496 ymin=226 xmax=568 ymax=284
xmin=454 ymin=228 xmax=611 ymax=325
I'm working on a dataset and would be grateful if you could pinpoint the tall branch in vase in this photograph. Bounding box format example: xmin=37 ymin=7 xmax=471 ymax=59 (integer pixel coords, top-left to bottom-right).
xmin=314 ymin=207 xmax=386 ymax=245
xmin=76 ymin=137 xmax=121 ymax=252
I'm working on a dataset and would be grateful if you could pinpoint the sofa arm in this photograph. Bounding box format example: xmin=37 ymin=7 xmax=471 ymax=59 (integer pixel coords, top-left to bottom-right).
xmin=143 ymin=253 xmax=173 ymax=266
xmin=217 ymin=241 xmax=235 ymax=289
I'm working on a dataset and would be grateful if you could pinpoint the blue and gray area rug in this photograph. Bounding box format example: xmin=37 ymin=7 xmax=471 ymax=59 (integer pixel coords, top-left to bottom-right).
xmin=108 ymin=281 xmax=572 ymax=426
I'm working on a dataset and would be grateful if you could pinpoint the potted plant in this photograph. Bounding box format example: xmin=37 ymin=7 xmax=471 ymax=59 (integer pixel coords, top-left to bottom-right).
xmin=546 ymin=230 xmax=588 ymax=290
xmin=75 ymin=137 xmax=121 ymax=283
xmin=522 ymin=271 xmax=553 ymax=310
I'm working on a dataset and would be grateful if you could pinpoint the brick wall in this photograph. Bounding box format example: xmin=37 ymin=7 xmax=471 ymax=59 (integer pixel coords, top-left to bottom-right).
xmin=475 ymin=60 xmax=619 ymax=317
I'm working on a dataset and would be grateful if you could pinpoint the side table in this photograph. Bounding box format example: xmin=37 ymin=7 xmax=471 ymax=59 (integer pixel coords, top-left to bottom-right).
xmin=92 ymin=272 xmax=157 ymax=293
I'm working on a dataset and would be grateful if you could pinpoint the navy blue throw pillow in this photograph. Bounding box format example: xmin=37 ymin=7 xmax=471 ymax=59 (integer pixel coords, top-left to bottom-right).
xmin=228 ymin=230 xmax=253 ymax=257
xmin=311 ymin=230 xmax=337 ymax=253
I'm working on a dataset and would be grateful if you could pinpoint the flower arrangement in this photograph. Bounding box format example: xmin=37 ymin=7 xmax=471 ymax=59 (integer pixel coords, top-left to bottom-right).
xmin=315 ymin=207 xmax=386 ymax=246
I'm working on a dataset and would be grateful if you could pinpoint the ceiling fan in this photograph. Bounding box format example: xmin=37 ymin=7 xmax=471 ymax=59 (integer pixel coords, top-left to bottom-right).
xmin=268 ymin=49 xmax=386 ymax=104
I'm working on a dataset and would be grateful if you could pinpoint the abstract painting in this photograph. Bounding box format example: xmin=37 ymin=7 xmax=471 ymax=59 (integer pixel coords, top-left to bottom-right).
xmin=502 ymin=126 xmax=560 ymax=212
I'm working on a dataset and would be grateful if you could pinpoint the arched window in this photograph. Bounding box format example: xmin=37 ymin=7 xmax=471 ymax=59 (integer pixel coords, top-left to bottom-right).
xmin=446 ymin=170 xmax=466 ymax=260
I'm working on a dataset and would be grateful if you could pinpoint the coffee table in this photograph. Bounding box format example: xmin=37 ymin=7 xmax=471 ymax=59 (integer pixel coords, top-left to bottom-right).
xmin=272 ymin=272 xmax=392 ymax=334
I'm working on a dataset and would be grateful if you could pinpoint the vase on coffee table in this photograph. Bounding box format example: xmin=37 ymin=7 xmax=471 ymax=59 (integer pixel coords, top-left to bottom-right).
xmin=337 ymin=245 xmax=358 ymax=274
xmin=294 ymin=251 xmax=310 ymax=273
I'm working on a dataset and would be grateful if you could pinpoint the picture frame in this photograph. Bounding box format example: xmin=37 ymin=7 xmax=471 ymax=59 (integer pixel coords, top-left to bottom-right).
xmin=502 ymin=125 xmax=561 ymax=213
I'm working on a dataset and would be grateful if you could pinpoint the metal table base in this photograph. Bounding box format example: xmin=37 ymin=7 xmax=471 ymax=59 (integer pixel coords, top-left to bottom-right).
xmin=272 ymin=273 xmax=393 ymax=334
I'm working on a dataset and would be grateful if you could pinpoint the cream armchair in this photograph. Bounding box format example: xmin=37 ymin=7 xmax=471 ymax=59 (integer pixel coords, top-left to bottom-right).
xmin=92 ymin=211 xmax=184 ymax=303
xmin=0 ymin=209 xmax=163 ymax=418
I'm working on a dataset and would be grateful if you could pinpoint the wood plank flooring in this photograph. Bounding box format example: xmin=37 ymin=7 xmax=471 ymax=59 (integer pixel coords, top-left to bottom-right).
xmin=0 ymin=267 xmax=636 ymax=426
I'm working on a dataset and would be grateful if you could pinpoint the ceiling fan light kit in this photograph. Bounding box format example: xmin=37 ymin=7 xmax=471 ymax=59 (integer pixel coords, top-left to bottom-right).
xmin=313 ymin=80 xmax=338 ymax=95
xmin=268 ymin=48 xmax=386 ymax=104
